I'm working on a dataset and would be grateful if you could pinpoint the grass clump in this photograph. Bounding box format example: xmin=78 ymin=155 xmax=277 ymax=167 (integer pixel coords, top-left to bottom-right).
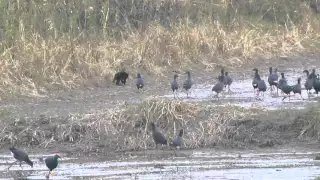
xmin=0 ymin=0 xmax=318 ymax=97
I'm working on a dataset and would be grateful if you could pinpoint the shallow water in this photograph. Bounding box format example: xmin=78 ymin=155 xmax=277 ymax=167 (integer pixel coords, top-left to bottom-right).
xmin=159 ymin=68 xmax=318 ymax=110
xmin=1 ymin=149 xmax=320 ymax=180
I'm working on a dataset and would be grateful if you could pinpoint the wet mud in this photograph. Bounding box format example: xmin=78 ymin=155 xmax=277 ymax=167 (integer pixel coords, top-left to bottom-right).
xmin=1 ymin=148 xmax=320 ymax=179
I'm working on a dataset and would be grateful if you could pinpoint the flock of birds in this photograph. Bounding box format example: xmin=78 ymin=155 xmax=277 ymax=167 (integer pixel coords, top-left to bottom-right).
xmin=113 ymin=67 xmax=320 ymax=101
xmin=5 ymin=67 xmax=320 ymax=178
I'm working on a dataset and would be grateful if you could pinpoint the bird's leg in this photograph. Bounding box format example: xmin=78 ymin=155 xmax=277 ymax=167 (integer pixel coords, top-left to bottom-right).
xmin=19 ymin=161 xmax=23 ymax=170
xmin=282 ymin=96 xmax=287 ymax=101
xmin=172 ymin=147 xmax=177 ymax=156
xmin=256 ymin=90 xmax=260 ymax=98
xmin=6 ymin=160 xmax=18 ymax=170
xmin=228 ymin=85 xmax=233 ymax=93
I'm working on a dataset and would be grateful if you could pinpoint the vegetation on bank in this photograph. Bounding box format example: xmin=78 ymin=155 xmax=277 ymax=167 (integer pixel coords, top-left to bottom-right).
xmin=0 ymin=0 xmax=319 ymax=96
xmin=0 ymin=100 xmax=319 ymax=153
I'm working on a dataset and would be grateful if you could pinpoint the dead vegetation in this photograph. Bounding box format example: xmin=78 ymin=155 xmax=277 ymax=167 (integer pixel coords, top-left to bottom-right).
xmin=0 ymin=0 xmax=319 ymax=97
xmin=0 ymin=100 xmax=318 ymax=153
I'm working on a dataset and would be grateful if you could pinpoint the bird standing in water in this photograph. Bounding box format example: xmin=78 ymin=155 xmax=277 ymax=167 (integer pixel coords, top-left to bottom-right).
xmin=212 ymin=75 xmax=224 ymax=100
xmin=183 ymin=71 xmax=192 ymax=98
xmin=268 ymin=67 xmax=278 ymax=93
xmin=252 ymin=68 xmax=260 ymax=95
xmin=171 ymin=74 xmax=179 ymax=99
xmin=224 ymin=71 xmax=233 ymax=93
xmin=45 ymin=154 xmax=61 ymax=178
xmin=292 ymin=77 xmax=304 ymax=100
xmin=7 ymin=147 xmax=33 ymax=170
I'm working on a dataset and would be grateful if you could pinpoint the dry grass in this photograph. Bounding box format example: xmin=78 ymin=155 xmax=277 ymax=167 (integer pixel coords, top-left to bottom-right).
xmin=0 ymin=99 xmax=315 ymax=153
xmin=0 ymin=0 xmax=318 ymax=97
xmin=297 ymin=103 xmax=320 ymax=140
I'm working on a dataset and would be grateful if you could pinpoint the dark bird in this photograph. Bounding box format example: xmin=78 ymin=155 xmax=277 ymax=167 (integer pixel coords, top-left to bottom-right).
xmin=150 ymin=123 xmax=167 ymax=150
xmin=7 ymin=147 xmax=33 ymax=170
xmin=136 ymin=73 xmax=144 ymax=91
xmin=303 ymin=70 xmax=314 ymax=96
xmin=280 ymin=83 xmax=293 ymax=101
xmin=277 ymin=72 xmax=288 ymax=96
xmin=171 ymin=74 xmax=179 ymax=98
xmin=310 ymin=69 xmax=317 ymax=79
xmin=218 ymin=68 xmax=227 ymax=87
xmin=257 ymin=76 xmax=267 ymax=99
xmin=252 ymin=68 xmax=260 ymax=95
xmin=170 ymin=129 xmax=183 ymax=148
xmin=170 ymin=129 xmax=183 ymax=155
xmin=183 ymin=71 xmax=192 ymax=97
xmin=212 ymin=75 xmax=224 ymax=100
xmin=224 ymin=72 xmax=233 ymax=93
xmin=45 ymin=154 xmax=61 ymax=178
xmin=292 ymin=77 xmax=304 ymax=100
xmin=268 ymin=67 xmax=278 ymax=92
xmin=313 ymin=74 xmax=320 ymax=97
xmin=113 ymin=71 xmax=129 ymax=85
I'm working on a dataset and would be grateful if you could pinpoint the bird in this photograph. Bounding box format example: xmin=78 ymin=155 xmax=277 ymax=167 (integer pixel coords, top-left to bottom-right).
xmin=171 ymin=74 xmax=179 ymax=99
xmin=219 ymin=68 xmax=227 ymax=87
xmin=113 ymin=71 xmax=129 ymax=85
xmin=212 ymin=75 xmax=224 ymax=100
xmin=224 ymin=71 xmax=233 ymax=93
xmin=280 ymin=83 xmax=293 ymax=101
xmin=310 ymin=69 xmax=317 ymax=79
xmin=303 ymin=70 xmax=314 ymax=96
xmin=183 ymin=71 xmax=192 ymax=98
xmin=252 ymin=68 xmax=260 ymax=95
xmin=150 ymin=122 xmax=167 ymax=151
xmin=268 ymin=67 xmax=278 ymax=92
xmin=45 ymin=154 xmax=61 ymax=178
xmin=313 ymin=74 xmax=320 ymax=97
xmin=257 ymin=75 xmax=267 ymax=99
xmin=292 ymin=77 xmax=304 ymax=100
xmin=136 ymin=73 xmax=144 ymax=92
xmin=170 ymin=129 xmax=183 ymax=148
xmin=277 ymin=72 xmax=288 ymax=96
xmin=170 ymin=129 xmax=184 ymax=155
xmin=7 ymin=147 xmax=33 ymax=170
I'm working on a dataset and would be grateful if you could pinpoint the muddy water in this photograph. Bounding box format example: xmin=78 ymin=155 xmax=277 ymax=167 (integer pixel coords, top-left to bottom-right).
xmin=159 ymin=68 xmax=318 ymax=109
xmin=1 ymin=149 xmax=320 ymax=180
